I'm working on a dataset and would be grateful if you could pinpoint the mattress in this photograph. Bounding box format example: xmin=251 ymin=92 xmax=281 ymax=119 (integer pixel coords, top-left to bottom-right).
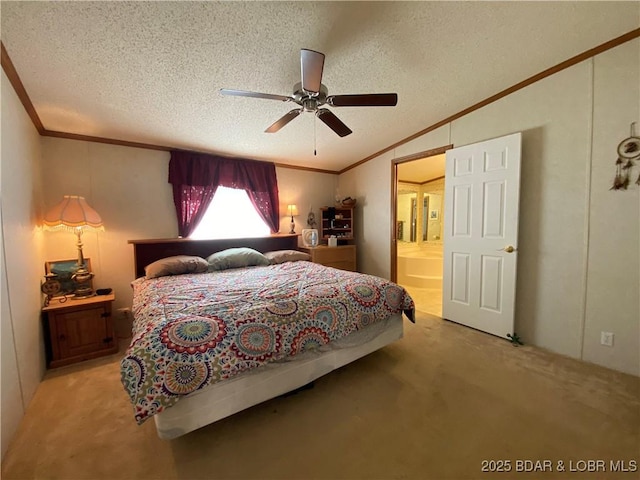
xmin=154 ymin=312 xmax=404 ymax=439
xmin=122 ymin=261 xmax=414 ymax=425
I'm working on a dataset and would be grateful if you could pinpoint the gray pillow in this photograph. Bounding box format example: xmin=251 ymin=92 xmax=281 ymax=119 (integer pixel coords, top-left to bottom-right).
xmin=145 ymin=255 xmax=209 ymax=279
xmin=207 ymin=247 xmax=270 ymax=271
xmin=264 ymin=250 xmax=311 ymax=264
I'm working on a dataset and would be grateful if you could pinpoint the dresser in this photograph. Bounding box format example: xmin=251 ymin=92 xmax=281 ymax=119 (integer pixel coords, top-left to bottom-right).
xmin=299 ymin=245 xmax=356 ymax=272
xmin=42 ymin=293 xmax=118 ymax=368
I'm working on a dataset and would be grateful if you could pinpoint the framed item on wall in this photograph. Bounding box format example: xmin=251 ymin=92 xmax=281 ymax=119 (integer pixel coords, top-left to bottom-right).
xmin=430 ymin=210 xmax=439 ymax=220
xmin=45 ymin=259 xmax=92 ymax=296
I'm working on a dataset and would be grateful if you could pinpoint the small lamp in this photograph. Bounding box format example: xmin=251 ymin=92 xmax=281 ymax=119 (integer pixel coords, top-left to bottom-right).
xmin=287 ymin=204 xmax=299 ymax=234
xmin=43 ymin=195 xmax=104 ymax=298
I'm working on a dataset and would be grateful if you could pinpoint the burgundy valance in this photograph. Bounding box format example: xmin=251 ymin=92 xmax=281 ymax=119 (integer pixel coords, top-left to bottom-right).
xmin=169 ymin=151 xmax=280 ymax=237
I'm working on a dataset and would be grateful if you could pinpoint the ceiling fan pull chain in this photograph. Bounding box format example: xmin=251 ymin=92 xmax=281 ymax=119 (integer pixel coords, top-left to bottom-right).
xmin=314 ymin=114 xmax=317 ymax=156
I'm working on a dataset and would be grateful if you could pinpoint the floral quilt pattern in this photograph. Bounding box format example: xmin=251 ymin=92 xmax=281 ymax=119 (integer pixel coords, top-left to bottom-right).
xmin=121 ymin=261 xmax=414 ymax=424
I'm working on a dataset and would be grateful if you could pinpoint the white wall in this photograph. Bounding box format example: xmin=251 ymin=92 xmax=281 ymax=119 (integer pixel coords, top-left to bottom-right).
xmin=339 ymin=40 xmax=640 ymax=376
xmin=1 ymin=70 xmax=46 ymax=459
xmin=274 ymin=167 xmax=338 ymax=235
xmin=453 ymin=57 xmax=594 ymax=361
xmin=339 ymin=151 xmax=395 ymax=278
xmin=40 ymin=139 xmax=177 ymax=335
xmin=40 ymin=139 xmax=338 ymax=335
xmin=583 ymin=40 xmax=639 ymax=374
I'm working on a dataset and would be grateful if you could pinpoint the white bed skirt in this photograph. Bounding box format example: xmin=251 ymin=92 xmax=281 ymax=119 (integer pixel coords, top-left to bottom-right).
xmin=154 ymin=313 xmax=404 ymax=439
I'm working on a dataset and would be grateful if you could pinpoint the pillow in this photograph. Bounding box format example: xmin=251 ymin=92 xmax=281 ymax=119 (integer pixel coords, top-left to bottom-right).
xmin=145 ymin=255 xmax=209 ymax=279
xmin=207 ymin=247 xmax=270 ymax=271
xmin=264 ymin=250 xmax=311 ymax=264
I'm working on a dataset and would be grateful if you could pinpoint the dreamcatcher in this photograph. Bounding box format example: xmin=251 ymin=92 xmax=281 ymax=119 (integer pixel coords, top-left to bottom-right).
xmin=611 ymin=122 xmax=640 ymax=190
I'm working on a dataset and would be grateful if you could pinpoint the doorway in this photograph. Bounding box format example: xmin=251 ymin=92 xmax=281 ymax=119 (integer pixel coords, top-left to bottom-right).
xmin=392 ymin=147 xmax=449 ymax=317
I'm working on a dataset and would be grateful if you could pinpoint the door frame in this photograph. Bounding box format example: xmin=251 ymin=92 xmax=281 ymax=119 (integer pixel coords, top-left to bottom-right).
xmin=390 ymin=144 xmax=453 ymax=283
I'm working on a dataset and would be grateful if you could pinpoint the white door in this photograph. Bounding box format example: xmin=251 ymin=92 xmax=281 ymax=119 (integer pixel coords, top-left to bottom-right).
xmin=442 ymin=133 xmax=522 ymax=338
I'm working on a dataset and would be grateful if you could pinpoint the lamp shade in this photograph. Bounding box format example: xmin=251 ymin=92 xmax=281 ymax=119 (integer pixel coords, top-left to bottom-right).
xmin=43 ymin=195 xmax=104 ymax=231
xmin=287 ymin=204 xmax=299 ymax=216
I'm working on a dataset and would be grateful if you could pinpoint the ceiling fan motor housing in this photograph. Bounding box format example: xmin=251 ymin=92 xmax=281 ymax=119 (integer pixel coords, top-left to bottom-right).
xmin=293 ymin=82 xmax=328 ymax=112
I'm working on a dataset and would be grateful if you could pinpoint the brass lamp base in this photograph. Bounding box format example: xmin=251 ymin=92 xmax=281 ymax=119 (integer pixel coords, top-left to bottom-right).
xmin=72 ymin=264 xmax=95 ymax=299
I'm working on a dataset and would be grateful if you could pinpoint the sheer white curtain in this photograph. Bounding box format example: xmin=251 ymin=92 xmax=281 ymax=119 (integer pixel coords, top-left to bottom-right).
xmin=190 ymin=186 xmax=271 ymax=239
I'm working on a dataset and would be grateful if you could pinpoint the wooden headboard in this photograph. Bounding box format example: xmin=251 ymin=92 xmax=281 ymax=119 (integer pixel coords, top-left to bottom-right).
xmin=128 ymin=234 xmax=299 ymax=278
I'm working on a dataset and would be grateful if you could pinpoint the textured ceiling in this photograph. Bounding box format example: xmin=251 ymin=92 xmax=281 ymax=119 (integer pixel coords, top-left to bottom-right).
xmin=1 ymin=1 xmax=638 ymax=172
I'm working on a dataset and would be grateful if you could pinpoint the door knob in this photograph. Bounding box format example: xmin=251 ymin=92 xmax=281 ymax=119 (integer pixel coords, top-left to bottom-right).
xmin=504 ymin=245 xmax=516 ymax=253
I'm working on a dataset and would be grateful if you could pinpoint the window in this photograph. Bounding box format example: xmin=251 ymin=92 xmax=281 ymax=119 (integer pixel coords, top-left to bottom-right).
xmin=190 ymin=186 xmax=271 ymax=239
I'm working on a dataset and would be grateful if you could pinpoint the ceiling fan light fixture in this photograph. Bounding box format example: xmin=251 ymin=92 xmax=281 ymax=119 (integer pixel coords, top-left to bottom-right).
xmin=302 ymin=98 xmax=317 ymax=112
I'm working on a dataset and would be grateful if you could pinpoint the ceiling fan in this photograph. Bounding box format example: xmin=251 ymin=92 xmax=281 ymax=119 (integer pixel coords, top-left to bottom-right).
xmin=220 ymin=49 xmax=398 ymax=137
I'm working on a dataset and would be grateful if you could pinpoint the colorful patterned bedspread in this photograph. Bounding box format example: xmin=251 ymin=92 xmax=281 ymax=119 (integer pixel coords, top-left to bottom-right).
xmin=121 ymin=261 xmax=414 ymax=424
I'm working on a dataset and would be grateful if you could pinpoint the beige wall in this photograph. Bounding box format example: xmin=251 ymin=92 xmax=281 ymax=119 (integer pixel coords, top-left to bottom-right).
xmin=339 ymin=40 xmax=640 ymax=376
xmin=1 ymin=71 xmax=46 ymax=458
xmin=40 ymin=140 xmax=177 ymax=333
xmin=273 ymin=167 xmax=338 ymax=235
xmin=39 ymin=139 xmax=338 ymax=334
xmin=338 ymin=151 xmax=395 ymax=278
xmin=583 ymin=40 xmax=639 ymax=373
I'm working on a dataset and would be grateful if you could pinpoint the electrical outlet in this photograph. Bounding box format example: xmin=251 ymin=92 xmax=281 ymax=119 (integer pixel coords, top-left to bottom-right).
xmin=600 ymin=331 xmax=614 ymax=347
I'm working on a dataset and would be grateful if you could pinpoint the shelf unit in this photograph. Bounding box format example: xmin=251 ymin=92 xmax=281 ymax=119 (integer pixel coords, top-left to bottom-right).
xmin=320 ymin=206 xmax=354 ymax=242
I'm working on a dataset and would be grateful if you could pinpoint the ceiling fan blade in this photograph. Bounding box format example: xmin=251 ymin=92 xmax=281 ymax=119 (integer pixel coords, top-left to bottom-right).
xmin=300 ymin=49 xmax=325 ymax=94
xmin=316 ymin=109 xmax=352 ymax=137
xmin=220 ymin=89 xmax=291 ymax=102
xmin=265 ymin=109 xmax=303 ymax=133
xmin=327 ymin=93 xmax=398 ymax=107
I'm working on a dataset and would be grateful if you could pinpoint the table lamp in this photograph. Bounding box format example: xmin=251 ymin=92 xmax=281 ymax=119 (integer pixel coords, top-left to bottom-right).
xmin=43 ymin=195 xmax=103 ymax=298
xmin=287 ymin=204 xmax=299 ymax=234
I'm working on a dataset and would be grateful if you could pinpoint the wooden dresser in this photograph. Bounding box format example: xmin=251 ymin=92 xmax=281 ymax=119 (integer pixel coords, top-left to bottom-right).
xmin=299 ymin=245 xmax=356 ymax=272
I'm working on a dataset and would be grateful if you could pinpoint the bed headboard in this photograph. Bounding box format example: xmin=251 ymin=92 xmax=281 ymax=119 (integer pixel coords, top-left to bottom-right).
xmin=128 ymin=234 xmax=299 ymax=278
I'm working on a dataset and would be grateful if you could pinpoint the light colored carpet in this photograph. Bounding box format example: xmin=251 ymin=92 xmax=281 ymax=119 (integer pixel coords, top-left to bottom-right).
xmin=2 ymin=311 xmax=638 ymax=480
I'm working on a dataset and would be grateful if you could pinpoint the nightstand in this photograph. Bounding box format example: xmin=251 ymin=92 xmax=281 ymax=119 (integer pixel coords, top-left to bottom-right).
xmin=42 ymin=293 xmax=118 ymax=368
xmin=300 ymin=245 xmax=357 ymax=271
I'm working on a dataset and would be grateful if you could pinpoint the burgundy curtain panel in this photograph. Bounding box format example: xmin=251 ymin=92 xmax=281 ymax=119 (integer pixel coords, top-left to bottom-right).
xmin=169 ymin=151 xmax=280 ymax=237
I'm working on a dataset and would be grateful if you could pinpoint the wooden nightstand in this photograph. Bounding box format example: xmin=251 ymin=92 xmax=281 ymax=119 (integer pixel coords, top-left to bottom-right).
xmin=42 ymin=293 xmax=118 ymax=368
xmin=300 ymin=245 xmax=357 ymax=271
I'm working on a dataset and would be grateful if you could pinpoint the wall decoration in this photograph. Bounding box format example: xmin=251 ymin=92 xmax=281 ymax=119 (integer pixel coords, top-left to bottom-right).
xmin=611 ymin=122 xmax=640 ymax=190
xmin=429 ymin=209 xmax=439 ymax=220
xmin=45 ymin=259 xmax=93 ymax=296
xmin=306 ymin=206 xmax=317 ymax=228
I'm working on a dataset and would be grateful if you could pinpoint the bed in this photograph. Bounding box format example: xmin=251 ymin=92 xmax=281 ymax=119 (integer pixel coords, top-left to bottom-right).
xmin=123 ymin=235 xmax=415 ymax=439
